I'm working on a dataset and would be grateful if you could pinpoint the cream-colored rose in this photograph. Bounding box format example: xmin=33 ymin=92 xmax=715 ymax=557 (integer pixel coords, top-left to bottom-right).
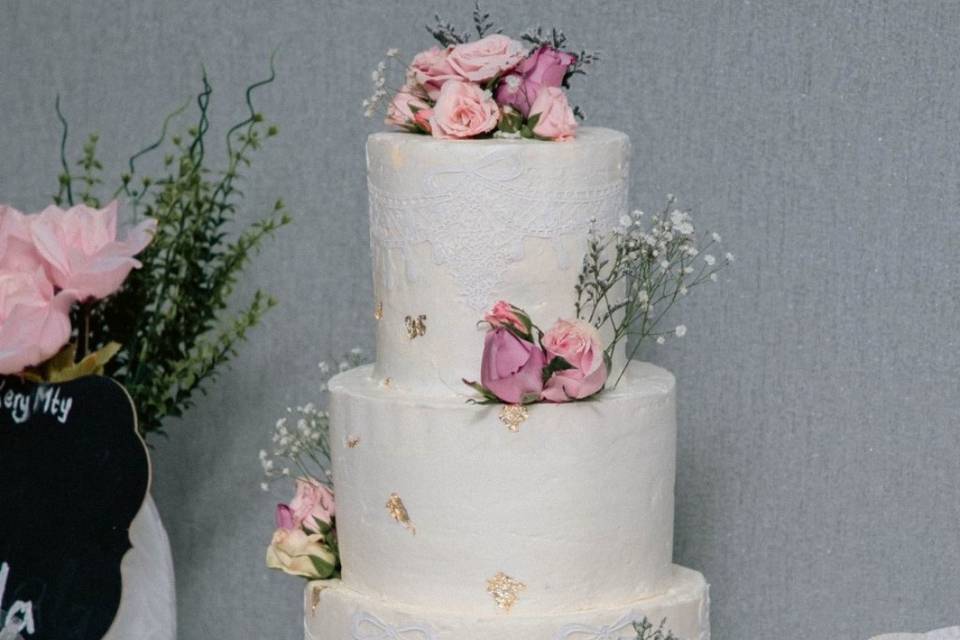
xmin=265 ymin=528 xmax=336 ymax=579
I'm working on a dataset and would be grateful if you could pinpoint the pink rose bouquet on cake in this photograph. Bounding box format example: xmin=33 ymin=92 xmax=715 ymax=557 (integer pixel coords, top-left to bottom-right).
xmin=465 ymin=300 xmax=609 ymax=405
xmin=0 ymin=202 xmax=155 ymax=378
xmin=363 ymin=8 xmax=598 ymax=141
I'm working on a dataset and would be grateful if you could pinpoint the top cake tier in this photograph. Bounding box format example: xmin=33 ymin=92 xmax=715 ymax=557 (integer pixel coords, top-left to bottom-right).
xmin=367 ymin=127 xmax=630 ymax=394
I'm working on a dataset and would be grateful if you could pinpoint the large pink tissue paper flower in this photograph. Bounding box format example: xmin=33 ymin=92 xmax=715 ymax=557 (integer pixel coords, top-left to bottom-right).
xmin=484 ymin=300 xmax=526 ymax=333
xmin=0 ymin=268 xmax=75 ymax=374
xmin=429 ymin=80 xmax=500 ymax=139
xmin=447 ymin=34 xmax=526 ymax=82
xmin=386 ymin=87 xmax=432 ymax=129
xmin=530 ymin=87 xmax=578 ymax=141
xmin=289 ymin=478 xmax=335 ymax=530
xmin=495 ymin=45 xmax=576 ymax=117
xmin=0 ymin=205 xmax=44 ymax=272
xmin=29 ymin=201 xmax=157 ymax=301
xmin=541 ymin=319 xmax=607 ymax=402
xmin=480 ymin=327 xmax=546 ymax=404
xmin=408 ymin=46 xmax=460 ymax=100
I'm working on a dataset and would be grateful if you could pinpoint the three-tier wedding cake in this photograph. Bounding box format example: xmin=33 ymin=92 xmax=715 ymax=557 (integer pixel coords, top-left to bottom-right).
xmin=302 ymin=128 xmax=710 ymax=639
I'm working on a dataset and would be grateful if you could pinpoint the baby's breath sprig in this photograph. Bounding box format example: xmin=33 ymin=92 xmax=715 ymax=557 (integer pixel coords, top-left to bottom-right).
xmin=259 ymin=348 xmax=367 ymax=492
xmin=576 ymin=196 xmax=733 ymax=385
xmin=362 ymin=49 xmax=403 ymax=119
xmin=633 ymin=617 xmax=679 ymax=640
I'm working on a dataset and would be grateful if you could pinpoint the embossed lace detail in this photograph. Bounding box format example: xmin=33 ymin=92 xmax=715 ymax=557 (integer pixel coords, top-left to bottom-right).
xmin=350 ymin=611 xmax=438 ymax=640
xmin=369 ymin=149 xmax=626 ymax=310
xmin=552 ymin=611 xmax=642 ymax=640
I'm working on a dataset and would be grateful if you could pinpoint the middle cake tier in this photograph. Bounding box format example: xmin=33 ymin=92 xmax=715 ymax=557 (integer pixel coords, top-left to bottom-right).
xmin=328 ymin=362 xmax=677 ymax=614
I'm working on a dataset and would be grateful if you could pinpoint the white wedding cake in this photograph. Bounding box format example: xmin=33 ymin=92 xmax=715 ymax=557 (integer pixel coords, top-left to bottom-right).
xmin=304 ymin=128 xmax=710 ymax=639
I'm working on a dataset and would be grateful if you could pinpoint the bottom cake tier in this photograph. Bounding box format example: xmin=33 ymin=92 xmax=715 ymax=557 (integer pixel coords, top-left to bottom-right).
xmin=304 ymin=565 xmax=709 ymax=640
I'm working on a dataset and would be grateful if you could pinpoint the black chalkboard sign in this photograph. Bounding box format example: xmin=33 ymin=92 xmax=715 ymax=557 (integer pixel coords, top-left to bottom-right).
xmin=0 ymin=376 xmax=149 ymax=640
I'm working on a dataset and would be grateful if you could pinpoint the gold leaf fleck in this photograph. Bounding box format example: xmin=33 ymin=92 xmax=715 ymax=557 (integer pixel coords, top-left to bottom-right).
xmin=310 ymin=583 xmax=325 ymax=615
xmin=486 ymin=572 xmax=526 ymax=612
xmin=386 ymin=493 xmax=416 ymax=534
xmin=404 ymin=314 xmax=427 ymax=339
xmin=374 ymin=301 xmax=383 ymax=320
xmin=346 ymin=436 xmax=360 ymax=448
xmin=498 ymin=404 xmax=528 ymax=433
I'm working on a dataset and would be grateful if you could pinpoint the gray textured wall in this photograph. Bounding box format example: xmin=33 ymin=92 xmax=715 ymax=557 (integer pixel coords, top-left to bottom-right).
xmin=2 ymin=1 xmax=959 ymax=639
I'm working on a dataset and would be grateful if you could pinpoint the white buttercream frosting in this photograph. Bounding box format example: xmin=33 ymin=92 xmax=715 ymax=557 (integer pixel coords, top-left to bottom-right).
xmin=329 ymin=363 xmax=676 ymax=614
xmin=367 ymin=127 xmax=630 ymax=394
xmin=304 ymin=565 xmax=709 ymax=640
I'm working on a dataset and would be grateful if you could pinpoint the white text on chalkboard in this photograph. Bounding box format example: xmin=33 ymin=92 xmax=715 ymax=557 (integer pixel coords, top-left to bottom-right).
xmin=0 ymin=562 xmax=35 ymax=636
xmin=0 ymin=381 xmax=73 ymax=425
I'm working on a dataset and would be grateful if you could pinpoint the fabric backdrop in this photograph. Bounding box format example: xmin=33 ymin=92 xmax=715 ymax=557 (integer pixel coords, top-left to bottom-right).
xmin=2 ymin=1 xmax=958 ymax=639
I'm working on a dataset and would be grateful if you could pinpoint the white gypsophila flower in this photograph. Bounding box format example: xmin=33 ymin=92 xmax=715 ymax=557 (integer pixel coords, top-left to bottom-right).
xmin=350 ymin=347 xmax=363 ymax=355
xmin=386 ymin=48 xmax=399 ymax=57
xmin=710 ymin=273 xmax=718 ymax=282
xmin=684 ymin=266 xmax=694 ymax=274
xmin=725 ymin=252 xmax=735 ymax=262
xmin=679 ymin=286 xmax=688 ymax=296
xmin=620 ymin=214 xmax=633 ymax=228
xmin=638 ymin=289 xmax=650 ymax=303
xmin=704 ymin=254 xmax=716 ymax=266
xmin=712 ymin=232 xmax=722 ymax=243
xmin=656 ymin=336 xmax=666 ymax=344
xmin=260 ymin=482 xmax=269 ymax=492
xmin=633 ymin=209 xmax=644 ymax=218
xmin=675 ymin=324 xmax=687 ymax=337
xmin=660 ymin=260 xmax=670 ymax=271
xmin=676 ymin=222 xmax=694 ymax=235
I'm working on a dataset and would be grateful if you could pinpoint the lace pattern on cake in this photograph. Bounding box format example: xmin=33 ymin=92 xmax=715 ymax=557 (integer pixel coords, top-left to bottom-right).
xmin=350 ymin=611 xmax=438 ymax=640
xmin=552 ymin=611 xmax=643 ymax=640
xmin=369 ymin=149 xmax=626 ymax=310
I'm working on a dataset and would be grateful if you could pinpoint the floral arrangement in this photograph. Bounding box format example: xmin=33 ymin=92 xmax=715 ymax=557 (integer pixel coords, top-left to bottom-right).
xmin=261 ymin=350 xmax=365 ymax=581
xmin=50 ymin=62 xmax=289 ymax=436
xmin=0 ymin=201 xmax=154 ymax=380
xmin=633 ymin=617 xmax=679 ymax=640
xmin=466 ymin=197 xmax=733 ymax=404
xmin=364 ymin=4 xmax=597 ymax=141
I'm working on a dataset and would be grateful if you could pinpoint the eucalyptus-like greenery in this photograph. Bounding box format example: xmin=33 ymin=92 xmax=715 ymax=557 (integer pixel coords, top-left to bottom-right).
xmin=576 ymin=196 xmax=733 ymax=385
xmin=54 ymin=60 xmax=290 ymax=436
xmin=633 ymin=617 xmax=680 ymax=640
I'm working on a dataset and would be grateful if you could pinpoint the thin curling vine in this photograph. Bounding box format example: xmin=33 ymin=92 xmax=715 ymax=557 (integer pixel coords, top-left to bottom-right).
xmin=576 ymin=196 xmax=733 ymax=386
xmin=53 ymin=53 xmax=291 ymax=436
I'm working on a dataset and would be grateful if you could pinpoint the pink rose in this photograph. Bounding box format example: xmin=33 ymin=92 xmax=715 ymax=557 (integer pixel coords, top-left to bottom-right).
xmin=484 ymin=300 xmax=526 ymax=333
xmin=541 ymin=319 xmax=607 ymax=402
xmin=275 ymin=503 xmax=295 ymax=530
xmin=529 ymin=87 xmax=578 ymax=141
xmin=386 ymin=88 xmax=432 ymax=131
xmin=413 ymin=108 xmax=433 ymax=133
xmin=289 ymin=478 xmax=335 ymax=530
xmin=429 ymin=80 xmax=500 ymax=140
xmin=495 ymin=46 xmax=576 ymax=117
xmin=29 ymin=201 xmax=156 ymax=301
xmin=408 ymin=46 xmax=460 ymax=100
xmin=0 ymin=268 xmax=75 ymax=375
xmin=447 ymin=34 xmax=526 ymax=83
xmin=480 ymin=327 xmax=546 ymax=404
xmin=0 ymin=206 xmax=44 ymax=272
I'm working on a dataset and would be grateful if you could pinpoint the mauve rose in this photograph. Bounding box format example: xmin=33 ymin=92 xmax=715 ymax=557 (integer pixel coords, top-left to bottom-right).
xmin=484 ymin=300 xmax=526 ymax=333
xmin=0 ymin=205 xmax=44 ymax=272
xmin=30 ymin=201 xmax=156 ymax=301
xmin=541 ymin=319 xmax=607 ymax=402
xmin=429 ymin=80 xmax=500 ymax=140
xmin=480 ymin=327 xmax=546 ymax=404
xmin=0 ymin=268 xmax=75 ymax=375
xmin=529 ymin=87 xmax=578 ymax=141
xmin=494 ymin=45 xmax=576 ymax=117
xmin=289 ymin=478 xmax=335 ymax=530
xmin=385 ymin=88 xmax=432 ymax=130
xmin=275 ymin=504 xmax=295 ymax=530
xmin=447 ymin=34 xmax=526 ymax=83
xmin=408 ymin=46 xmax=460 ymax=100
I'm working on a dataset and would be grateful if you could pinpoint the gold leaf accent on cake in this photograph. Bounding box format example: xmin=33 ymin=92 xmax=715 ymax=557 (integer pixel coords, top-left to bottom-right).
xmin=404 ymin=314 xmax=427 ymax=339
xmin=486 ymin=572 xmax=525 ymax=612
xmin=381 ymin=377 xmax=393 ymax=388
xmin=310 ymin=583 xmax=325 ymax=615
xmin=386 ymin=493 xmax=416 ymax=534
xmin=374 ymin=301 xmax=383 ymax=320
xmin=346 ymin=435 xmax=361 ymax=448
xmin=498 ymin=404 xmax=528 ymax=433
